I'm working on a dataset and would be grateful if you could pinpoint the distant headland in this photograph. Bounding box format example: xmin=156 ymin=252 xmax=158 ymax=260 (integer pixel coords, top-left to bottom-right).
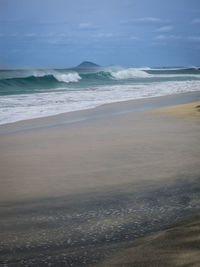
xmin=75 ymin=61 xmax=100 ymax=68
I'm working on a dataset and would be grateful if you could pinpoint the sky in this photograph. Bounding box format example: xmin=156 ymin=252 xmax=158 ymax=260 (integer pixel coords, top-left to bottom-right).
xmin=0 ymin=0 xmax=200 ymax=68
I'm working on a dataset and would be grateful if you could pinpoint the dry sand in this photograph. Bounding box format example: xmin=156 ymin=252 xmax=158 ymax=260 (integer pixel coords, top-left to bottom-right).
xmin=152 ymin=100 xmax=200 ymax=119
xmin=0 ymin=92 xmax=200 ymax=266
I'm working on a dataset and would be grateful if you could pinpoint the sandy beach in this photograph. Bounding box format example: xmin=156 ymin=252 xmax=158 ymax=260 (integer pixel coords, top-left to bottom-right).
xmin=96 ymin=213 xmax=200 ymax=267
xmin=0 ymin=92 xmax=200 ymax=266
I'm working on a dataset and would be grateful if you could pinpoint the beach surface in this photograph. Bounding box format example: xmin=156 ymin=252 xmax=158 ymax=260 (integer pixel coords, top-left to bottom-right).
xmin=152 ymin=100 xmax=200 ymax=118
xmin=0 ymin=92 xmax=200 ymax=266
xmin=96 ymin=213 xmax=200 ymax=267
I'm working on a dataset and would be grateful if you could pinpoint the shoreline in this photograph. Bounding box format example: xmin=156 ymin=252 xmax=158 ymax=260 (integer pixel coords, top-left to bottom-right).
xmin=0 ymin=91 xmax=199 ymax=135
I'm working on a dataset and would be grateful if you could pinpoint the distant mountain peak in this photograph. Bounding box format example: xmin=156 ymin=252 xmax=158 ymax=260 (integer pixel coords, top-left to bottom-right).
xmin=75 ymin=61 xmax=100 ymax=68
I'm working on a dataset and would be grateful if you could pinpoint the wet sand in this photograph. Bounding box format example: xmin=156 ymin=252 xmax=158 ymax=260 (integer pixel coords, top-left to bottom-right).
xmin=96 ymin=213 xmax=200 ymax=267
xmin=0 ymin=92 xmax=200 ymax=266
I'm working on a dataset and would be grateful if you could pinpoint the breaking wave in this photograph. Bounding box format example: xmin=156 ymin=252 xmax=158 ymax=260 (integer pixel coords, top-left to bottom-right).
xmin=53 ymin=72 xmax=81 ymax=83
xmin=0 ymin=66 xmax=200 ymax=96
xmin=110 ymin=68 xmax=151 ymax=79
xmin=0 ymin=71 xmax=82 ymax=95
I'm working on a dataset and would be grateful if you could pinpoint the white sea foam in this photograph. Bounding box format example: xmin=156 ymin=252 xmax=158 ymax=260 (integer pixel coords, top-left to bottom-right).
xmin=54 ymin=72 xmax=81 ymax=83
xmin=0 ymin=80 xmax=200 ymax=125
xmin=109 ymin=67 xmax=200 ymax=80
xmin=0 ymin=69 xmax=82 ymax=83
xmin=110 ymin=68 xmax=151 ymax=79
xmin=31 ymin=70 xmax=81 ymax=83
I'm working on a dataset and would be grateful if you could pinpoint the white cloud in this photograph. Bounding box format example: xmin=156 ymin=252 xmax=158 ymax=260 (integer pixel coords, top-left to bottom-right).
xmin=121 ymin=17 xmax=162 ymax=25
xmin=151 ymin=41 xmax=167 ymax=47
xmin=78 ymin=23 xmax=90 ymax=29
xmin=129 ymin=36 xmax=139 ymax=40
xmin=10 ymin=33 xmax=19 ymax=37
xmin=24 ymin=33 xmax=36 ymax=37
xmin=58 ymin=33 xmax=67 ymax=37
xmin=191 ymin=18 xmax=200 ymax=24
xmin=94 ymin=33 xmax=114 ymax=38
xmin=138 ymin=17 xmax=161 ymax=22
xmin=155 ymin=34 xmax=181 ymax=40
xmin=78 ymin=23 xmax=97 ymax=30
xmin=42 ymin=33 xmax=55 ymax=37
xmin=155 ymin=35 xmax=166 ymax=40
xmin=188 ymin=36 xmax=200 ymax=42
xmin=155 ymin=25 xmax=173 ymax=32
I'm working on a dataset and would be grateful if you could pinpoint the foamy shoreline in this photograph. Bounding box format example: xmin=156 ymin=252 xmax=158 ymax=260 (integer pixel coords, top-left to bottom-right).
xmin=0 ymin=91 xmax=200 ymax=134
xmin=1 ymin=79 xmax=200 ymax=125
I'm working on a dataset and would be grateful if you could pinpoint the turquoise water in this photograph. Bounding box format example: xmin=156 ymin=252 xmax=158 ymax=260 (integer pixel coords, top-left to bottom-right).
xmin=0 ymin=66 xmax=200 ymax=124
xmin=0 ymin=67 xmax=200 ymax=95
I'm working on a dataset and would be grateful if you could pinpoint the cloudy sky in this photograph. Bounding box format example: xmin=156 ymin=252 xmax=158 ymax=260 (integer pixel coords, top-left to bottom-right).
xmin=0 ymin=0 xmax=200 ymax=67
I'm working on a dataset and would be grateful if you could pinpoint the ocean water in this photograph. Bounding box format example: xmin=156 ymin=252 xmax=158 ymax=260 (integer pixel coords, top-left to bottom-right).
xmin=0 ymin=66 xmax=200 ymax=125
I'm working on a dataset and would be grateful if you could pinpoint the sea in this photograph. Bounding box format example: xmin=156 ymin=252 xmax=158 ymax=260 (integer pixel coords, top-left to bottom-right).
xmin=0 ymin=66 xmax=200 ymax=125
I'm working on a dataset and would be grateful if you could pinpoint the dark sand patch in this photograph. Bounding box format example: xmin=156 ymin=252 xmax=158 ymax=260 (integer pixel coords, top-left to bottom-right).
xmin=96 ymin=213 xmax=200 ymax=267
xmin=0 ymin=176 xmax=200 ymax=266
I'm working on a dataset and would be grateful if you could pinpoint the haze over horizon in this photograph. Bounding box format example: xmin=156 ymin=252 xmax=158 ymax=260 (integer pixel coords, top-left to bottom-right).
xmin=0 ymin=0 xmax=200 ymax=68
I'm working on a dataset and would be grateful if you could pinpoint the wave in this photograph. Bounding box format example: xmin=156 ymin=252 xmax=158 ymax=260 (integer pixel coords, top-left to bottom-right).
xmin=0 ymin=69 xmax=151 ymax=94
xmin=0 ymin=67 xmax=200 ymax=96
xmin=110 ymin=68 xmax=151 ymax=79
xmin=82 ymin=67 xmax=200 ymax=80
xmin=53 ymin=72 xmax=81 ymax=83
xmin=81 ymin=71 xmax=112 ymax=80
xmin=146 ymin=67 xmax=200 ymax=75
xmin=79 ymin=68 xmax=152 ymax=80
xmin=0 ymin=72 xmax=82 ymax=95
